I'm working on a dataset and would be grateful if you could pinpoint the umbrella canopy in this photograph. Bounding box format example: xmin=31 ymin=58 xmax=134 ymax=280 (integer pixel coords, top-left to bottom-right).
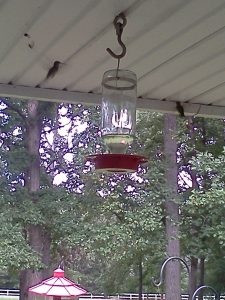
xmin=29 ymin=268 xmax=88 ymax=298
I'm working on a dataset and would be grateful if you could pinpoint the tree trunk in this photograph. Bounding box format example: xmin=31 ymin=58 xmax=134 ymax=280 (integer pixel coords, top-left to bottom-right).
xmin=198 ymin=257 xmax=205 ymax=300
xmin=189 ymin=257 xmax=198 ymax=299
xmin=187 ymin=118 xmax=199 ymax=299
xmin=163 ymin=114 xmax=181 ymax=300
xmin=20 ymin=100 xmax=51 ymax=300
xmin=138 ymin=258 xmax=143 ymax=300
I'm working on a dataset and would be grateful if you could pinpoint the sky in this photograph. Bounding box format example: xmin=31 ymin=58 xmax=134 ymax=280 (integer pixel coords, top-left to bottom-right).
xmin=44 ymin=105 xmax=88 ymax=186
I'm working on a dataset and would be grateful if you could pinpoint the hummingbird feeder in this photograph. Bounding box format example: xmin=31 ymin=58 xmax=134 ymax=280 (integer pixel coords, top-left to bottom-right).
xmin=28 ymin=267 xmax=88 ymax=300
xmin=88 ymin=13 xmax=147 ymax=173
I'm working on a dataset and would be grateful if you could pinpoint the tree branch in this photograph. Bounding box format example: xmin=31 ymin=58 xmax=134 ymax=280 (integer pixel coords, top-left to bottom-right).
xmin=1 ymin=98 xmax=27 ymax=123
xmin=42 ymin=116 xmax=77 ymax=134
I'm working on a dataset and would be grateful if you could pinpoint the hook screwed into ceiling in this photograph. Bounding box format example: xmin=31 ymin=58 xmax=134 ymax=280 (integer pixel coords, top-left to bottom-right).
xmin=106 ymin=13 xmax=127 ymax=60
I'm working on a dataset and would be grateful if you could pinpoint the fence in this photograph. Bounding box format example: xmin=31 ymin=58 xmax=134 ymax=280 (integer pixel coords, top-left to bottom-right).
xmin=0 ymin=290 xmax=224 ymax=300
xmin=80 ymin=294 xmax=190 ymax=300
xmin=0 ymin=290 xmax=20 ymax=297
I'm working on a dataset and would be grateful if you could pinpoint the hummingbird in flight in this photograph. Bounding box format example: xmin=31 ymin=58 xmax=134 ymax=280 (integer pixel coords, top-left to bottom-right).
xmin=46 ymin=61 xmax=63 ymax=80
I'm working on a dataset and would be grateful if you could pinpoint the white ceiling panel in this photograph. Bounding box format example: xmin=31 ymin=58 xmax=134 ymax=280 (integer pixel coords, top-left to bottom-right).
xmin=1 ymin=0 xmax=225 ymax=117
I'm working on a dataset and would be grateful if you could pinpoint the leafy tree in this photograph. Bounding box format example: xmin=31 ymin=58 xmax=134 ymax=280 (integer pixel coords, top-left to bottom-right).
xmin=178 ymin=117 xmax=225 ymax=296
xmin=1 ymin=97 xmax=224 ymax=300
xmin=0 ymin=99 xmax=57 ymax=300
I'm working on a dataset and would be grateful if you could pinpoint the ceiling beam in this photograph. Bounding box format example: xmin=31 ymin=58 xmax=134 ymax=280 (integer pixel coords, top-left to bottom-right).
xmin=0 ymin=83 xmax=224 ymax=118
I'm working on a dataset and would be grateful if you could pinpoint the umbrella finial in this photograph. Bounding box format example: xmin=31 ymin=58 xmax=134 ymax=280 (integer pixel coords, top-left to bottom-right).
xmin=54 ymin=268 xmax=64 ymax=278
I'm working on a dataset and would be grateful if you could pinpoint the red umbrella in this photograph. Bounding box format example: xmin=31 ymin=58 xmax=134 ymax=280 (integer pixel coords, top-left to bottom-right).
xmin=29 ymin=268 xmax=88 ymax=300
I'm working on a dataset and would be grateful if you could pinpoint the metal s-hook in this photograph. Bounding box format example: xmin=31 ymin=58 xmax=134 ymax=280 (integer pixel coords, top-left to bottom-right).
xmin=191 ymin=285 xmax=220 ymax=300
xmin=152 ymin=257 xmax=190 ymax=287
xmin=107 ymin=13 xmax=127 ymax=60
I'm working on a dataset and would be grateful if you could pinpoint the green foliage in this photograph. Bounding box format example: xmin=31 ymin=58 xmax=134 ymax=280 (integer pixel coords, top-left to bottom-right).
xmin=1 ymin=98 xmax=225 ymax=295
xmin=181 ymin=150 xmax=225 ymax=256
xmin=0 ymin=213 xmax=42 ymax=270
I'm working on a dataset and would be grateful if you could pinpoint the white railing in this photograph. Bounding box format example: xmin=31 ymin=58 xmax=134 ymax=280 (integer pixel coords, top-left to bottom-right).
xmin=0 ymin=289 xmax=20 ymax=296
xmin=0 ymin=290 xmax=224 ymax=300
xmin=80 ymin=294 xmax=188 ymax=300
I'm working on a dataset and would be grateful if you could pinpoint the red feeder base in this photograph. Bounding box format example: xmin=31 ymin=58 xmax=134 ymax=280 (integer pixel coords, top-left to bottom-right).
xmin=87 ymin=153 xmax=147 ymax=173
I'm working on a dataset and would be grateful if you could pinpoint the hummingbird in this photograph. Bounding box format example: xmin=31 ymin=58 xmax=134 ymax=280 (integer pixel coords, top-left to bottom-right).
xmin=45 ymin=61 xmax=63 ymax=80
xmin=176 ymin=101 xmax=185 ymax=117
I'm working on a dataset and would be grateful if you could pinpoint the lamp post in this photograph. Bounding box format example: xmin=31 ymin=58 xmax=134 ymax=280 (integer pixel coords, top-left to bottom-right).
xmin=152 ymin=257 xmax=220 ymax=300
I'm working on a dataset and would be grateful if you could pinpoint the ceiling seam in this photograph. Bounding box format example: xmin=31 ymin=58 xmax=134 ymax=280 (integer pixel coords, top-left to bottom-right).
xmin=63 ymin=0 xmax=190 ymax=90
xmin=188 ymin=80 xmax=225 ymax=103
xmin=38 ymin=0 xmax=146 ymax=88
xmin=11 ymin=0 xmax=101 ymax=84
xmin=141 ymin=47 xmax=225 ymax=98
xmin=0 ymin=0 xmax=54 ymax=67
xmin=166 ymin=63 xmax=225 ymax=101
xmin=137 ymin=23 xmax=225 ymax=84
xmin=82 ymin=1 xmax=225 ymax=94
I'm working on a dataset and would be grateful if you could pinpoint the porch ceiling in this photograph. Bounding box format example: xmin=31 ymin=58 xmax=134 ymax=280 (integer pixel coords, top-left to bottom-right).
xmin=1 ymin=0 xmax=225 ymax=118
